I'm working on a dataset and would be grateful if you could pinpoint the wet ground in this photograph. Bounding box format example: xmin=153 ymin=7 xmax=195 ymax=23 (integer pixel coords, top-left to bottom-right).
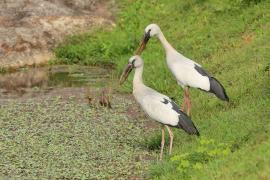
xmin=0 ymin=65 xmax=110 ymax=99
xmin=0 ymin=65 xmax=159 ymax=179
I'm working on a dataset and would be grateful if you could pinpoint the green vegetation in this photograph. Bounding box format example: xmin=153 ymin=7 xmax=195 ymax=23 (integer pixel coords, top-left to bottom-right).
xmin=0 ymin=96 xmax=157 ymax=179
xmin=4 ymin=0 xmax=269 ymax=179
xmin=170 ymin=138 xmax=231 ymax=175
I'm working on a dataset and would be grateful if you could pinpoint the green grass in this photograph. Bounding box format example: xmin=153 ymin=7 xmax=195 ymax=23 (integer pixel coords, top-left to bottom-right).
xmin=45 ymin=0 xmax=270 ymax=178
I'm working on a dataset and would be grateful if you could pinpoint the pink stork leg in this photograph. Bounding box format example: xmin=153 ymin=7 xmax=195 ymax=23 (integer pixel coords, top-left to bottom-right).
xmin=181 ymin=90 xmax=187 ymax=112
xmin=165 ymin=125 xmax=174 ymax=155
xmin=160 ymin=126 xmax=165 ymax=160
xmin=185 ymin=87 xmax=191 ymax=116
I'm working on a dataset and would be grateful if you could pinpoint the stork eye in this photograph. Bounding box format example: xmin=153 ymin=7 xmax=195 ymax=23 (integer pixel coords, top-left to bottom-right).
xmin=131 ymin=59 xmax=136 ymax=65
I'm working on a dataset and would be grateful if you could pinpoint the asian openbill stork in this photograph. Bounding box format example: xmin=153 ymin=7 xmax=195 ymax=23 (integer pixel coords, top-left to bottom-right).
xmin=120 ymin=55 xmax=199 ymax=160
xmin=135 ymin=24 xmax=229 ymax=116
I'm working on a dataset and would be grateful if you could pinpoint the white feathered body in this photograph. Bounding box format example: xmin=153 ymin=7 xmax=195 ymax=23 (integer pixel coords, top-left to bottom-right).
xmin=166 ymin=51 xmax=210 ymax=91
xmin=133 ymin=84 xmax=179 ymax=126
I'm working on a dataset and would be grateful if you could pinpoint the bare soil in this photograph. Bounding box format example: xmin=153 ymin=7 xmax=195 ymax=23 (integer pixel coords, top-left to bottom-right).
xmin=0 ymin=0 xmax=114 ymax=69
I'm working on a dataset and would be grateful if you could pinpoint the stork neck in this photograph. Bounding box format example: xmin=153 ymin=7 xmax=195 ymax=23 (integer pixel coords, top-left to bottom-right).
xmin=157 ymin=31 xmax=175 ymax=53
xmin=133 ymin=66 xmax=144 ymax=89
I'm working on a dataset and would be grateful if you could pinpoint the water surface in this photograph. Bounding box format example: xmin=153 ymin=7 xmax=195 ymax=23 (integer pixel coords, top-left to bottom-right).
xmin=0 ymin=65 xmax=111 ymax=99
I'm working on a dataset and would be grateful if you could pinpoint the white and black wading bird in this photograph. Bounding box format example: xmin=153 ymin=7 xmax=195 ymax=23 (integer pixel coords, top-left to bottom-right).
xmin=120 ymin=55 xmax=199 ymax=160
xmin=135 ymin=24 xmax=229 ymax=116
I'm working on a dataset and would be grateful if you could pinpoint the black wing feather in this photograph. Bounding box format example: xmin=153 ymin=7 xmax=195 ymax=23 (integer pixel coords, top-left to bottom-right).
xmin=194 ymin=64 xmax=229 ymax=101
xmin=161 ymin=98 xmax=200 ymax=136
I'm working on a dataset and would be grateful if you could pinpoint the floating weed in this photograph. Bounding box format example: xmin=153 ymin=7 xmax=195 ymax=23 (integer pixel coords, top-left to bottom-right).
xmin=0 ymin=96 xmax=158 ymax=179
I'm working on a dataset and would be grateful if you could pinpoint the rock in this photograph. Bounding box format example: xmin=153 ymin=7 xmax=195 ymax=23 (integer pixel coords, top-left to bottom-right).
xmin=0 ymin=0 xmax=113 ymax=69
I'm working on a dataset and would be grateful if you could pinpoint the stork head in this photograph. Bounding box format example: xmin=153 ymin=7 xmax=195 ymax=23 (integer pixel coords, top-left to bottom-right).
xmin=145 ymin=24 xmax=161 ymax=37
xmin=119 ymin=55 xmax=143 ymax=85
xmin=135 ymin=24 xmax=161 ymax=55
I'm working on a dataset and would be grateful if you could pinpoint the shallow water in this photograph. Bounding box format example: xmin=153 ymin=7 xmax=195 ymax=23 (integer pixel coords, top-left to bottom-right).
xmin=0 ymin=65 xmax=111 ymax=98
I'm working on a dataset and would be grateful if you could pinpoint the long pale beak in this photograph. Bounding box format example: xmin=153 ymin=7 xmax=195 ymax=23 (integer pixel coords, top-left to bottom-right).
xmin=135 ymin=31 xmax=151 ymax=55
xmin=119 ymin=63 xmax=133 ymax=85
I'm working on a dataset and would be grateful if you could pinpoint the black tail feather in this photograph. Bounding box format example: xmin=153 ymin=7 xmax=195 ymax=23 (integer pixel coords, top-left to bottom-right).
xmin=177 ymin=112 xmax=200 ymax=136
xmin=209 ymin=77 xmax=229 ymax=102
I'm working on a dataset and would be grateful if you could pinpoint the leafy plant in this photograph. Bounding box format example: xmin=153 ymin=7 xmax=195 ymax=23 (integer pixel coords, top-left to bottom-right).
xmin=170 ymin=137 xmax=231 ymax=174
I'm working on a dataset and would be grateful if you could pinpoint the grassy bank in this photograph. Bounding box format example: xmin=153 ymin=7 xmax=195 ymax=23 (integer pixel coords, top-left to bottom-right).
xmin=54 ymin=0 xmax=270 ymax=179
